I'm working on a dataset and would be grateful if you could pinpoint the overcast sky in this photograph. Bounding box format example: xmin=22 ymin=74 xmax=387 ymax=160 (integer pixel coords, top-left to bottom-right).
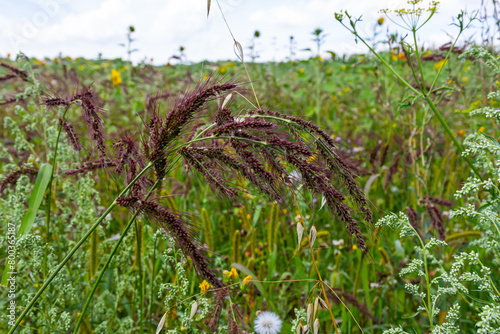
xmin=0 ymin=0 xmax=492 ymax=64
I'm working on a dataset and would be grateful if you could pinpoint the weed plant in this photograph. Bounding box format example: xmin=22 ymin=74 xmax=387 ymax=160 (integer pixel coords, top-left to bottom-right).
xmin=1 ymin=1 xmax=500 ymax=333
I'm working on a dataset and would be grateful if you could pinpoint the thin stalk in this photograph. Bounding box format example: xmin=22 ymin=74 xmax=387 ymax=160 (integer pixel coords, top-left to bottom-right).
xmin=73 ymin=157 xmax=180 ymax=333
xmin=8 ymin=162 xmax=154 ymax=334
xmin=44 ymin=105 xmax=71 ymax=278
xmin=416 ymin=233 xmax=433 ymax=327
xmin=341 ymin=24 xmax=421 ymax=96
xmin=429 ymin=22 xmax=466 ymax=93
xmin=148 ymin=233 xmax=158 ymax=334
xmin=412 ymin=28 xmax=427 ymax=95
xmin=135 ymin=219 xmax=144 ymax=333
xmin=342 ymin=22 xmax=484 ymax=181
xmin=423 ymin=96 xmax=483 ymax=180
xmin=291 ymin=192 xmax=340 ymax=334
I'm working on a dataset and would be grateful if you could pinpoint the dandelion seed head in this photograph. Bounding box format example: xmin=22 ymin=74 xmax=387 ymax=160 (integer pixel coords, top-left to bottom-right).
xmin=254 ymin=311 xmax=282 ymax=334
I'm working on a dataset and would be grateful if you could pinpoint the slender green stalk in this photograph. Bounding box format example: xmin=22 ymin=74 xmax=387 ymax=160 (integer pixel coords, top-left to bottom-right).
xmin=417 ymin=233 xmax=433 ymax=327
xmin=135 ymin=219 xmax=144 ymax=334
xmin=72 ymin=156 xmax=181 ymax=333
xmin=148 ymin=233 xmax=158 ymax=334
xmin=423 ymin=96 xmax=483 ymax=180
xmin=291 ymin=192 xmax=340 ymax=334
xmin=8 ymin=162 xmax=154 ymax=334
xmin=412 ymin=29 xmax=427 ymax=95
xmin=44 ymin=105 xmax=71 ymax=278
xmin=338 ymin=19 xmax=484 ymax=181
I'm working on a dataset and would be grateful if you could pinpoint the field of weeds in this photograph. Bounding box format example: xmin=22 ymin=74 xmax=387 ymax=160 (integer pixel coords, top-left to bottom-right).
xmin=1 ymin=2 xmax=500 ymax=334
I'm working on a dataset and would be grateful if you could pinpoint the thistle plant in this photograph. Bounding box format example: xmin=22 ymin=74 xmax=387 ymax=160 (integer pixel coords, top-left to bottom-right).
xmin=1 ymin=57 xmax=372 ymax=332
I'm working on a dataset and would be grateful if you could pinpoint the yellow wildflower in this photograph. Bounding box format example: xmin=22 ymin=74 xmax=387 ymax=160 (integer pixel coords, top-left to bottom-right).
xmin=398 ymin=52 xmax=407 ymax=61
xmin=223 ymin=270 xmax=232 ymax=281
xmin=458 ymin=130 xmax=466 ymax=136
xmin=199 ymin=280 xmax=211 ymax=294
xmin=479 ymin=126 xmax=485 ymax=133
xmin=230 ymin=267 xmax=239 ymax=278
xmin=390 ymin=53 xmax=398 ymax=61
xmin=352 ymin=245 xmax=358 ymax=250
xmin=218 ymin=66 xmax=227 ymax=74
xmin=7 ymin=53 xmax=11 ymax=59
xmin=338 ymin=91 xmax=343 ymax=96
xmin=299 ymin=68 xmax=305 ymax=74
xmin=434 ymin=59 xmax=448 ymax=71
xmin=344 ymin=87 xmax=350 ymax=93
xmin=341 ymin=65 xmax=346 ymax=70
xmin=203 ymin=75 xmax=208 ymax=80
xmin=306 ymin=155 xmax=316 ymax=163
xmin=377 ymin=17 xmax=385 ymax=25
xmin=462 ymin=77 xmax=468 ymax=82
xmin=371 ymin=108 xmax=377 ymax=114
xmin=111 ymin=69 xmax=122 ymax=85
xmin=240 ymin=275 xmax=252 ymax=290
xmin=318 ymin=56 xmax=323 ymax=61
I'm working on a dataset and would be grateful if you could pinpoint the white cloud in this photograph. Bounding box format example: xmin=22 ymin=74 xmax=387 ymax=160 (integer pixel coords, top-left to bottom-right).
xmin=0 ymin=0 xmax=495 ymax=62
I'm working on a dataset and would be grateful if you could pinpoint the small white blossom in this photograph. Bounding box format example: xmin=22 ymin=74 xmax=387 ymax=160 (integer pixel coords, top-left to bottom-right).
xmin=254 ymin=311 xmax=282 ymax=334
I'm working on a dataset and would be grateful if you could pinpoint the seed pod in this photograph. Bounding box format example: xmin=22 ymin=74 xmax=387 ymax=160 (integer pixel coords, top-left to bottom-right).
xmin=190 ymin=301 xmax=199 ymax=320
xmin=297 ymin=223 xmax=304 ymax=246
xmin=310 ymin=226 xmax=317 ymax=246
xmin=156 ymin=311 xmax=168 ymax=334
xmin=307 ymin=303 xmax=313 ymax=325
xmin=313 ymin=318 xmax=320 ymax=334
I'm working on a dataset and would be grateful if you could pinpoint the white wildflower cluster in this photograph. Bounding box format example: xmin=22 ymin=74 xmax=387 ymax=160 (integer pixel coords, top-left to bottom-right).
xmin=404 ymin=282 xmax=426 ymax=300
xmin=382 ymin=326 xmax=410 ymax=334
xmin=425 ymin=238 xmax=447 ymax=250
xmin=159 ymin=261 xmax=190 ymax=306
xmin=290 ymin=307 xmax=307 ymax=333
xmin=400 ymin=258 xmax=425 ymax=277
xmin=430 ymin=304 xmax=460 ymax=334
xmin=470 ymin=107 xmax=500 ymax=125
xmin=453 ymin=177 xmax=495 ymax=198
xmin=477 ymin=305 xmax=500 ymax=334
xmin=460 ymin=47 xmax=499 ymax=73
xmin=376 ymin=212 xmax=417 ymax=238
xmin=432 ymin=251 xmax=498 ymax=305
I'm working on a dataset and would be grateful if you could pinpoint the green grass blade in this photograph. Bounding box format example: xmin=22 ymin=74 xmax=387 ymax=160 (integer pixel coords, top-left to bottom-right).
xmin=19 ymin=163 xmax=53 ymax=235
xmin=1 ymin=163 xmax=52 ymax=286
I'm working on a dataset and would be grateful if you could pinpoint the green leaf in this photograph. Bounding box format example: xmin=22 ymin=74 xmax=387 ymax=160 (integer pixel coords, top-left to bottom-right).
xmin=481 ymin=132 xmax=500 ymax=148
xmin=1 ymin=163 xmax=52 ymax=286
xmin=19 ymin=163 xmax=53 ymax=235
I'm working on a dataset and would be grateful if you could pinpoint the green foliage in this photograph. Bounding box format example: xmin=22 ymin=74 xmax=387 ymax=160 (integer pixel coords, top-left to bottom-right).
xmin=1 ymin=19 xmax=500 ymax=333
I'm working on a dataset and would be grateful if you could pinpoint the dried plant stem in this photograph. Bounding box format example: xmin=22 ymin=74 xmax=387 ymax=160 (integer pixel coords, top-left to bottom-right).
xmin=8 ymin=162 xmax=155 ymax=334
xmin=291 ymin=192 xmax=340 ymax=334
